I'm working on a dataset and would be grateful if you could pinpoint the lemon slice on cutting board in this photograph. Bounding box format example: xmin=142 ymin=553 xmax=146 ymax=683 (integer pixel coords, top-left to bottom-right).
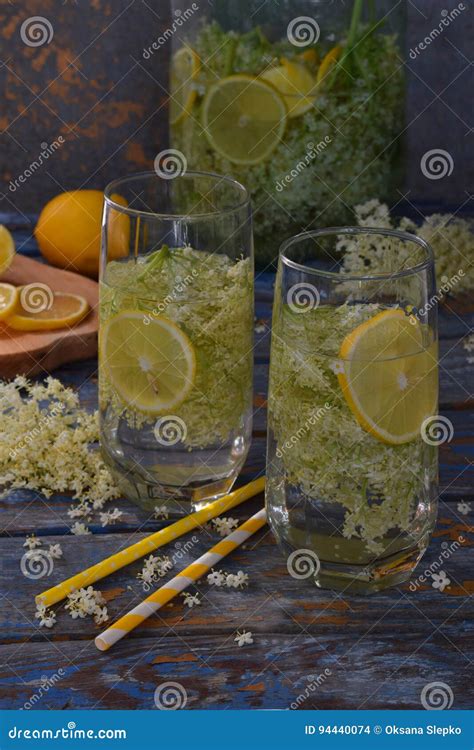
xmin=0 ymin=225 xmax=15 ymax=275
xmin=261 ymin=59 xmax=316 ymax=117
xmin=170 ymin=45 xmax=200 ymax=125
xmin=7 ymin=290 xmax=90 ymax=331
xmin=0 ymin=283 xmax=19 ymax=321
xmin=201 ymin=74 xmax=287 ymax=165
xmin=337 ymin=309 xmax=438 ymax=445
xmin=102 ymin=311 xmax=196 ymax=414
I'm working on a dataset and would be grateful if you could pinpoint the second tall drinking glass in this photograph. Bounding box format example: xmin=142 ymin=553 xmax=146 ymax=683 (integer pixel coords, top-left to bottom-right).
xmin=266 ymin=228 xmax=438 ymax=593
xmin=99 ymin=171 xmax=254 ymax=514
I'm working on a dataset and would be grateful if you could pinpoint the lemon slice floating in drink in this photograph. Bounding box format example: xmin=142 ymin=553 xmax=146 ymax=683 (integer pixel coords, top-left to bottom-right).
xmin=261 ymin=59 xmax=316 ymax=118
xmin=102 ymin=311 xmax=196 ymax=414
xmin=201 ymin=74 xmax=287 ymax=165
xmin=170 ymin=45 xmax=200 ymax=125
xmin=337 ymin=309 xmax=437 ymax=445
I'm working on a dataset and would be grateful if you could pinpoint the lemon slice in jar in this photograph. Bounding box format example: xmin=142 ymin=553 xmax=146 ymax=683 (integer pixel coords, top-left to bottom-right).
xmin=316 ymin=45 xmax=342 ymax=86
xmin=170 ymin=45 xmax=200 ymax=125
xmin=337 ymin=309 xmax=437 ymax=445
xmin=201 ymin=74 xmax=287 ymax=165
xmin=102 ymin=311 xmax=196 ymax=414
xmin=261 ymin=59 xmax=316 ymax=117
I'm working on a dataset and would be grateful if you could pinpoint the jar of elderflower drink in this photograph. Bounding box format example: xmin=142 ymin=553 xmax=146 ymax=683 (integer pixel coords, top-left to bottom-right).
xmin=167 ymin=0 xmax=405 ymax=265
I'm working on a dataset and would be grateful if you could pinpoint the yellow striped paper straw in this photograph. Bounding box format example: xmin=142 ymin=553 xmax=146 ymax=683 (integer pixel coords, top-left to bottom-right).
xmin=95 ymin=508 xmax=267 ymax=652
xmin=37 ymin=477 xmax=265 ymax=608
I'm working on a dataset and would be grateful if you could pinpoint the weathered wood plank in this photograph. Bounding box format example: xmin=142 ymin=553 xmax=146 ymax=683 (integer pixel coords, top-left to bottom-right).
xmin=2 ymin=504 xmax=471 ymax=644
xmin=0 ymin=630 xmax=471 ymax=710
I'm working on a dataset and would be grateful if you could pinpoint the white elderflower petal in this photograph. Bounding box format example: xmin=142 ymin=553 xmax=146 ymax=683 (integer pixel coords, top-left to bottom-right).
xmin=24 ymin=535 xmax=42 ymax=550
xmin=234 ymin=630 xmax=253 ymax=647
xmin=182 ymin=592 xmax=201 ymax=608
xmin=70 ymin=522 xmax=91 ymax=536
xmin=48 ymin=543 xmax=63 ymax=559
xmin=212 ymin=517 xmax=239 ymax=537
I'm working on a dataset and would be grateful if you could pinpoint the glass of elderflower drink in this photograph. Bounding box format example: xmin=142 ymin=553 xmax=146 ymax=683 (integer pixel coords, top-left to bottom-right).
xmin=266 ymin=227 xmax=439 ymax=593
xmin=99 ymin=171 xmax=254 ymax=514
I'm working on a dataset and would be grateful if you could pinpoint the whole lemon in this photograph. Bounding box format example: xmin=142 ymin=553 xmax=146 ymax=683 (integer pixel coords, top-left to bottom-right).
xmin=35 ymin=190 xmax=129 ymax=278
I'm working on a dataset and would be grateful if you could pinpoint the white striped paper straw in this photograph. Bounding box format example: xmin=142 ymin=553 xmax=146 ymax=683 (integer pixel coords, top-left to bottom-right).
xmin=95 ymin=508 xmax=267 ymax=652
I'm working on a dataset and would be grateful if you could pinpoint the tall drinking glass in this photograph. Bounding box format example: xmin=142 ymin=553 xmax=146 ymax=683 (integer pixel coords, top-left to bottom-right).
xmin=99 ymin=171 xmax=253 ymax=514
xmin=266 ymin=228 xmax=438 ymax=593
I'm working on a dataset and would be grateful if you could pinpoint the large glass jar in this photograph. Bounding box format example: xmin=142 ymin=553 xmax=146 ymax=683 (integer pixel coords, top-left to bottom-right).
xmin=169 ymin=0 xmax=406 ymax=265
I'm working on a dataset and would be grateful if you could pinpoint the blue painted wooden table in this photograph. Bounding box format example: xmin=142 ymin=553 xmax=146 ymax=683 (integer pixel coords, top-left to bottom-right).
xmin=0 ymin=216 xmax=472 ymax=710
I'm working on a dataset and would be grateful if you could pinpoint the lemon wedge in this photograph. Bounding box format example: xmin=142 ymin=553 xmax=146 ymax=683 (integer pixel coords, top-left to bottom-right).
xmin=261 ymin=59 xmax=316 ymax=117
xmin=7 ymin=291 xmax=89 ymax=331
xmin=337 ymin=309 xmax=438 ymax=445
xmin=170 ymin=45 xmax=200 ymax=125
xmin=0 ymin=283 xmax=19 ymax=321
xmin=201 ymin=74 xmax=287 ymax=165
xmin=101 ymin=311 xmax=196 ymax=414
xmin=0 ymin=225 xmax=15 ymax=275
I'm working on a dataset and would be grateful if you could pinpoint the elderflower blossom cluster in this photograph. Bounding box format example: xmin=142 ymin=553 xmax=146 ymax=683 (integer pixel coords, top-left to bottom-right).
xmin=137 ymin=554 xmax=173 ymax=590
xmin=35 ymin=602 xmax=56 ymax=629
xmin=99 ymin=508 xmax=123 ymax=527
xmin=342 ymin=199 xmax=473 ymax=293
xmin=65 ymin=587 xmax=108 ymax=625
xmin=207 ymin=569 xmax=249 ymax=589
xmin=182 ymin=592 xmax=201 ymax=608
xmin=0 ymin=377 xmax=119 ymax=507
xmin=212 ymin=517 xmax=239 ymax=537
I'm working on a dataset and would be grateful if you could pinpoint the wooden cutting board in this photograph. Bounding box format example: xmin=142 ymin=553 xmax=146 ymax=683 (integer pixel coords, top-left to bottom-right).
xmin=0 ymin=255 xmax=98 ymax=378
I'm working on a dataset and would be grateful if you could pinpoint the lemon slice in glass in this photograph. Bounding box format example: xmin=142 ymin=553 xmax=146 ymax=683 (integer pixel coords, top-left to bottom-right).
xmin=170 ymin=45 xmax=200 ymax=125
xmin=0 ymin=283 xmax=19 ymax=320
xmin=102 ymin=311 xmax=196 ymax=414
xmin=0 ymin=225 xmax=15 ymax=275
xmin=201 ymin=74 xmax=287 ymax=165
xmin=337 ymin=309 xmax=438 ymax=445
xmin=261 ymin=60 xmax=316 ymax=118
